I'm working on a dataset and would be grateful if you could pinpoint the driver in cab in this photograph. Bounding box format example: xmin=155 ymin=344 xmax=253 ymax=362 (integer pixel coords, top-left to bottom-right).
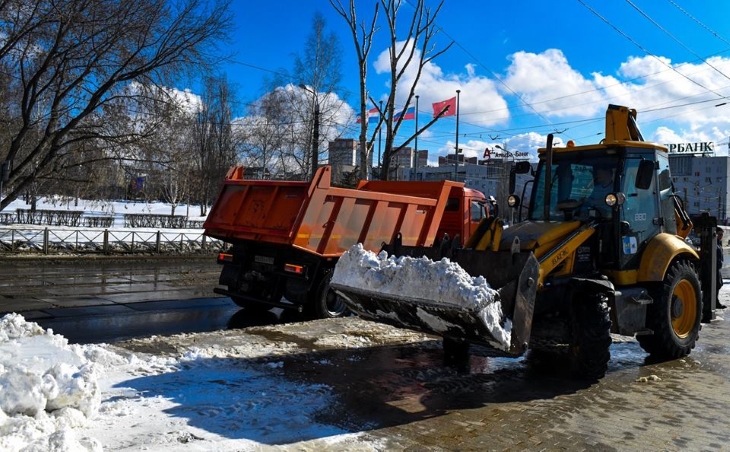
xmin=583 ymin=165 xmax=615 ymax=218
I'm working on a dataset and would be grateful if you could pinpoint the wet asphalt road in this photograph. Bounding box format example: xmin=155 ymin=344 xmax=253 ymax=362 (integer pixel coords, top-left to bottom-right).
xmin=1 ymin=255 xmax=730 ymax=450
xmin=0 ymin=255 xmax=240 ymax=342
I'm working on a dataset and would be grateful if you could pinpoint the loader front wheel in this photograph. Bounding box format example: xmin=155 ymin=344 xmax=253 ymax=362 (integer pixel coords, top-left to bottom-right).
xmin=637 ymin=260 xmax=702 ymax=359
xmin=570 ymin=296 xmax=612 ymax=380
xmin=308 ymin=269 xmax=350 ymax=319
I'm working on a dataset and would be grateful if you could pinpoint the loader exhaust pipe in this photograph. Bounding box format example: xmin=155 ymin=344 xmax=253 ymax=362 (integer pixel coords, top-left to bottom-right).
xmin=543 ymin=133 xmax=554 ymax=221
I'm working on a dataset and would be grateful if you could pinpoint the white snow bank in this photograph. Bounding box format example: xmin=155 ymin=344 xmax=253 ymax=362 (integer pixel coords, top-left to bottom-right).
xmin=0 ymin=314 xmax=106 ymax=451
xmin=332 ymin=244 xmax=511 ymax=350
xmin=0 ymin=314 xmax=363 ymax=451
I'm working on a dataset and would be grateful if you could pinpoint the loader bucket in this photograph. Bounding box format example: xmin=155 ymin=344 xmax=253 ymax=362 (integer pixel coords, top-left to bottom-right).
xmin=331 ymin=245 xmax=539 ymax=356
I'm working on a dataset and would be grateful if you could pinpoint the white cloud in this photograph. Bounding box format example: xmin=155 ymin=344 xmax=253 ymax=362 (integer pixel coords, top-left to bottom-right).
xmin=503 ymin=49 xmax=606 ymax=118
xmin=373 ymin=40 xmax=509 ymax=127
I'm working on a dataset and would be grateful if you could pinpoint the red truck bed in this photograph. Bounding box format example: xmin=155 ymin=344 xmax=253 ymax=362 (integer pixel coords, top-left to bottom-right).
xmin=204 ymin=166 xmax=464 ymax=258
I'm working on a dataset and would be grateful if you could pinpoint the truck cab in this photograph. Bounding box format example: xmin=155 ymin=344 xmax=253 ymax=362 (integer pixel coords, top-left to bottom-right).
xmin=436 ymin=186 xmax=490 ymax=246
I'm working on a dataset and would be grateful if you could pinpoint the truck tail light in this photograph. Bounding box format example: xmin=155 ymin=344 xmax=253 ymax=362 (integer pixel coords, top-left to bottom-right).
xmin=284 ymin=263 xmax=305 ymax=275
xmin=217 ymin=253 xmax=234 ymax=264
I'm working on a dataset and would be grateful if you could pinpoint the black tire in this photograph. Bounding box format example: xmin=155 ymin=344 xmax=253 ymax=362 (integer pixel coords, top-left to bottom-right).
xmin=570 ymin=295 xmax=612 ymax=380
xmin=307 ymin=269 xmax=350 ymax=319
xmin=442 ymin=336 xmax=470 ymax=372
xmin=637 ymin=259 xmax=702 ymax=359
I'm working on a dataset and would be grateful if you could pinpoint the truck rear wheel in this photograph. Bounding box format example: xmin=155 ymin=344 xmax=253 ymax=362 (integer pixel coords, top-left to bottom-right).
xmin=570 ymin=296 xmax=612 ymax=380
xmin=308 ymin=269 xmax=350 ymax=319
xmin=637 ymin=260 xmax=702 ymax=359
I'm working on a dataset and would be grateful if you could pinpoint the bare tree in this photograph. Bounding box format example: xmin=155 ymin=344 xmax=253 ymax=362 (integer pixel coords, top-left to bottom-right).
xmin=236 ymin=88 xmax=297 ymax=179
xmin=263 ymin=12 xmax=348 ymax=181
xmin=191 ymin=74 xmax=237 ymax=215
xmin=330 ymin=0 xmax=379 ymax=180
xmin=330 ymin=0 xmax=451 ymax=180
xmin=137 ymin=89 xmax=195 ymax=216
xmin=0 ymin=0 xmax=232 ymax=211
xmin=295 ymin=13 xmax=345 ymax=180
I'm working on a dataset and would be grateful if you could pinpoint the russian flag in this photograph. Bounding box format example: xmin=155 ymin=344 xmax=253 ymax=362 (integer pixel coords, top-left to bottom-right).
xmin=356 ymin=107 xmax=380 ymax=124
xmin=394 ymin=106 xmax=416 ymax=121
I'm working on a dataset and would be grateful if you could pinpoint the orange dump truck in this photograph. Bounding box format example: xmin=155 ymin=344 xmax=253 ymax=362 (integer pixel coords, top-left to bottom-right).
xmin=203 ymin=165 xmax=489 ymax=318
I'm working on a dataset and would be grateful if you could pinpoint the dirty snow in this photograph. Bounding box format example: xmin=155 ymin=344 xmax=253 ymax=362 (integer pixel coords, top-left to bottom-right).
xmin=0 ymin=313 xmax=384 ymax=451
xmin=331 ymin=244 xmax=510 ymax=350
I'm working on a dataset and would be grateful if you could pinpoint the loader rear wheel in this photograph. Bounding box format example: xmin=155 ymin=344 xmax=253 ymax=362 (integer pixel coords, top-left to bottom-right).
xmin=637 ymin=260 xmax=702 ymax=359
xmin=570 ymin=296 xmax=612 ymax=380
xmin=307 ymin=269 xmax=350 ymax=319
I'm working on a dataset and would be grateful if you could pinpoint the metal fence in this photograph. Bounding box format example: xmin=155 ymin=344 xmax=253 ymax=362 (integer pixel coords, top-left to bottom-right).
xmin=0 ymin=226 xmax=225 ymax=255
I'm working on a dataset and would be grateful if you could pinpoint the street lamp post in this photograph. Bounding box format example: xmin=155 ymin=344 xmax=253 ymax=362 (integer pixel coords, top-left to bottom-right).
xmin=378 ymin=100 xmax=383 ymax=179
xmin=299 ymin=85 xmax=320 ymax=181
xmin=454 ymin=89 xmax=461 ymax=181
xmin=414 ymin=95 xmax=419 ymax=181
xmin=494 ymin=144 xmax=515 ymax=224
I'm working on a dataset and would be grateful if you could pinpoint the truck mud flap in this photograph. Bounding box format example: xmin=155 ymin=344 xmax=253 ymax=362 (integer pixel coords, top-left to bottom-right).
xmin=331 ymin=250 xmax=539 ymax=356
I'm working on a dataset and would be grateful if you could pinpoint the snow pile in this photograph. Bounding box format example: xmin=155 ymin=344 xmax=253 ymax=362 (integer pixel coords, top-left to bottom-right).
xmin=332 ymin=244 xmax=511 ymax=350
xmin=0 ymin=314 xmax=106 ymax=451
xmin=0 ymin=314 xmax=365 ymax=451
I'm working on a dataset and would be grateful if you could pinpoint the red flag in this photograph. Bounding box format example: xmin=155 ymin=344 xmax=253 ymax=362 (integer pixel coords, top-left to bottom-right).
xmin=432 ymin=96 xmax=456 ymax=118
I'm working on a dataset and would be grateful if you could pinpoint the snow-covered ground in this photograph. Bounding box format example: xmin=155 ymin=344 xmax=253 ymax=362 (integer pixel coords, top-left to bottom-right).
xmin=0 ymin=313 xmax=389 ymax=451
xmin=0 ymin=197 xmax=216 ymax=253
xmin=2 ymin=197 xmax=208 ymax=227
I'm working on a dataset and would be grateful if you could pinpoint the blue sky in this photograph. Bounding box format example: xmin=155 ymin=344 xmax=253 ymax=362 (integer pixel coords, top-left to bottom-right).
xmin=220 ymin=0 xmax=730 ymax=163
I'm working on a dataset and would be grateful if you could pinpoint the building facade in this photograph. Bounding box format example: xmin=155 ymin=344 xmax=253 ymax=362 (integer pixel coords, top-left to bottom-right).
xmin=669 ymin=154 xmax=730 ymax=224
xmin=327 ymin=138 xmax=372 ymax=184
xmin=327 ymin=139 xmax=730 ymax=224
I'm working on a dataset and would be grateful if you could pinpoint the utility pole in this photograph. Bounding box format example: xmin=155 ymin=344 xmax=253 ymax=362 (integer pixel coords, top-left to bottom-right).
xmin=378 ymin=100 xmax=383 ymax=180
xmin=299 ymin=85 xmax=320 ymax=181
xmin=414 ymin=95 xmax=419 ymax=181
xmin=454 ymin=89 xmax=461 ymax=181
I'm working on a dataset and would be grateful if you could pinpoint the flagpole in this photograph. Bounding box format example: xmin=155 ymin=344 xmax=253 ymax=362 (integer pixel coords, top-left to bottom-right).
xmin=454 ymin=89 xmax=461 ymax=181
xmin=378 ymin=100 xmax=383 ymax=179
xmin=414 ymin=95 xmax=419 ymax=180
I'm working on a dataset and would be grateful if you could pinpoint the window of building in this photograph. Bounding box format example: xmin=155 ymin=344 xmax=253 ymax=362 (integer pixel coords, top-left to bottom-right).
xmin=669 ymin=156 xmax=691 ymax=176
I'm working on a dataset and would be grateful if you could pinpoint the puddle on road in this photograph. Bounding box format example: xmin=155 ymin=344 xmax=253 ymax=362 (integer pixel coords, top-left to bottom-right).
xmin=257 ymin=334 xmax=657 ymax=433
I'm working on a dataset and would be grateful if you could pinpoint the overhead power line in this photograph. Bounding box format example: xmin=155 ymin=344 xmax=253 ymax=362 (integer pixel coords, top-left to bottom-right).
xmin=667 ymin=0 xmax=730 ymax=48
xmin=577 ymin=0 xmax=729 ymax=101
xmin=625 ymin=0 xmax=730 ymax=86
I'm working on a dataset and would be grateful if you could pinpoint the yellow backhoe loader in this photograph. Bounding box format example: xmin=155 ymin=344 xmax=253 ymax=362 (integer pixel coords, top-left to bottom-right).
xmin=331 ymin=104 xmax=720 ymax=380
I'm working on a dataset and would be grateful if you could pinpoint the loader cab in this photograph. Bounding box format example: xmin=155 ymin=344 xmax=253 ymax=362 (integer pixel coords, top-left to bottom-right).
xmin=527 ymin=145 xmax=673 ymax=273
xmin=529 ymin=151 xmax=620 ymax=223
